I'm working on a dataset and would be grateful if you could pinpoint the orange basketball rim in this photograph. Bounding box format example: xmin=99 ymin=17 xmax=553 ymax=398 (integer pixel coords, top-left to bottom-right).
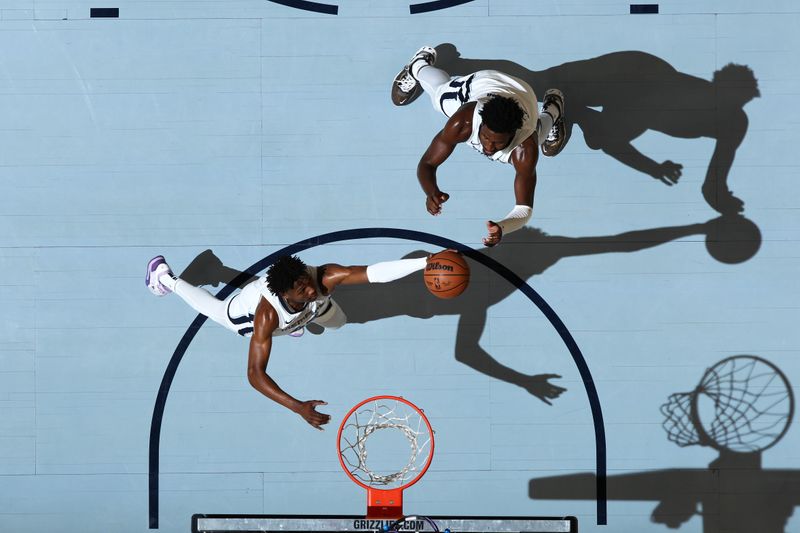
xmin=336 ymin=395 xmax=435 ymax=519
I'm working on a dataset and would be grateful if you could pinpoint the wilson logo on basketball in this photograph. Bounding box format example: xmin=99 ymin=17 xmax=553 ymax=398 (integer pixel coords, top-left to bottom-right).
xmin=426 ymin=262 xmax=454 ymax=272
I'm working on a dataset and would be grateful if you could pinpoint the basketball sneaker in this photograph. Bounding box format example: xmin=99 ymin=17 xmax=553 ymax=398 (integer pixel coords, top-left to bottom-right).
xmin=541 ymin=89 xmax=567 ymax=157
xmin=391 ymin=46 xmax=437 ymax=106
xmin=146 ymin=255 xmax=174 ymax=296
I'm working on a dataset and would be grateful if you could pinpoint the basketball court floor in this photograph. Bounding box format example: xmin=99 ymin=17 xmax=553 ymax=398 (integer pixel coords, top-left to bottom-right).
xmin=1 ymin=1 xmax=799 ymax=532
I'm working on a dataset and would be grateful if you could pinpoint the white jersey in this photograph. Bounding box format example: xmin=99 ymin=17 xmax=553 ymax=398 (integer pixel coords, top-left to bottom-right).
xmin=225 ymin=266 xmax=332 ymax=337
xmin=436 ymin=70 xmax=539 ymax=164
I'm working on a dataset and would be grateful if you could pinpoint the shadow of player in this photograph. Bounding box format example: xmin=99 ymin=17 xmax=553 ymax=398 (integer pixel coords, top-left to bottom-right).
xmin=434 ymin=44 xmax=760 ymax=215
xmin=179 ymin=215 xmax=758 ymax=406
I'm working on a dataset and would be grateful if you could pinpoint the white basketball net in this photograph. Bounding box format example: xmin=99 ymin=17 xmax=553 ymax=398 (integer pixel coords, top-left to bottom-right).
xmin=339 ymin=399 xmax=432 ymax=488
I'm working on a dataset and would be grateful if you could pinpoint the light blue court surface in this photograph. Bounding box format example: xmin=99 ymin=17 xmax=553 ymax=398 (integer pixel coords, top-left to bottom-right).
xmin=1 ymin=1 xmax=800 ymax=532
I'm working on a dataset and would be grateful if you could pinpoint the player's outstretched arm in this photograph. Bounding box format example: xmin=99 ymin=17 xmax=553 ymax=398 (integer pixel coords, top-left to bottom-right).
xmin=702 ymin=127 xmax=746 ymax=214
xmin=484 ymin=139 xmax=537 ymax=247
xmin=246 ymin=298 xmax=330 ymax=430
xmin=417 ymin=104 xmax=474 ymax=215
xmin=320 ymin=257 xmax=429 ymax=292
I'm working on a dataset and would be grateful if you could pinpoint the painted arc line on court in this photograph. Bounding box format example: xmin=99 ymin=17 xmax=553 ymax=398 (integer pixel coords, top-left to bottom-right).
xmin=409 ymin=0 xmax=475 ymax=14
xmin=266 ymin=0 xmax=338 ymax=15
xmin=148 ymin=228 xmax=607 ymax=528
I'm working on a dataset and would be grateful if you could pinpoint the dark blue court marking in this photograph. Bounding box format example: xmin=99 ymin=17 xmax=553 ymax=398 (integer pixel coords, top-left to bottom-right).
xmin=266 ymin=0 xmax=338 ymax=14
xmin=148 ymin=228 xmax=607 ymax=528
xmin=90 ymin=7 xmax=119 ymax=17
xmin=630 ymin=4 xmax=658 ymax=13
xmin=410 ymin=0 xmax=474 ymax=14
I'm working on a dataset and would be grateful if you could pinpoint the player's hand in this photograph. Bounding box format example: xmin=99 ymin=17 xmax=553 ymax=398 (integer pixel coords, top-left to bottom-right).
xmin=426 ymin=191 xmax=450 ymax=216
xmin=521 ymin=374 xmax=566 ymax=406
xmin=426 ymin=248 xmax=460 ymax=261
xmin=297 ymin=400 xmax=331 ymax=430
xmin=703 ymin=183 xmax=745 ymax=215
xmin=482 ymin=221 xmax=503 ymax=247
xmin=654 ymin=160 xmax=682 ymax=185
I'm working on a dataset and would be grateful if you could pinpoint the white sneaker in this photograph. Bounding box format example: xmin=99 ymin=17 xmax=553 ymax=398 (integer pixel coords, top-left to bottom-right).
xmin=391 ymin=46 xmax=437 ymax=106
xmin=146 ymin=255 xmax=174 ymax=296
xmin=541 ymin=88 xmax=567 ymax=157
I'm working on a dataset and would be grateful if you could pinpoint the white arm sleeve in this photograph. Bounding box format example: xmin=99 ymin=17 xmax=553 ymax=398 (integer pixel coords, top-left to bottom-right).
xmin=366 ymin=257 xmax=428 ymax=283
xmin=494 ymin=205 xmax=533 ymax=235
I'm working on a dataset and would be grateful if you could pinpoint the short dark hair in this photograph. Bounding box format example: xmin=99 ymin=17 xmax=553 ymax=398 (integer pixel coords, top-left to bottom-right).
xmin=266 ymin=255 xmax=308 ymax=295
xmin=480 ymin=95 xmax=525 ymax=134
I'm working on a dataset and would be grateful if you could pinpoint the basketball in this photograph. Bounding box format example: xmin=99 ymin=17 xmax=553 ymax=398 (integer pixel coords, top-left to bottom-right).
xmin=424 ymin=250 xmax=470 ymax=299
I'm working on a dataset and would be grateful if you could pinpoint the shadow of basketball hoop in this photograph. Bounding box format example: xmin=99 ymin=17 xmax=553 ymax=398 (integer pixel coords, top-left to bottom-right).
xmin=529 ymin=355 xmax=800 ymax=533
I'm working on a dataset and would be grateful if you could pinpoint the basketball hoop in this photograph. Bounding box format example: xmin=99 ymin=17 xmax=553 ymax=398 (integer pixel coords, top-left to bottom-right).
xmin=337 ymin=396 xmax=435 ymax=519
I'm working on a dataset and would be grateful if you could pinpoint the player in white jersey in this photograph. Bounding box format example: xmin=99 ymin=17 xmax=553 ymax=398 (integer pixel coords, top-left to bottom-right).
xmin=145 ymin=252 xmax=434 ymax=429
xmin=392 ymin=46 xmax=566 ymax=247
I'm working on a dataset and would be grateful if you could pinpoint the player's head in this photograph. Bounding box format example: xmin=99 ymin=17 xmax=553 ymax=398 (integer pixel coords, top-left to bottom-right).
xmin=478 ymin=95 xmax=525 ymax=155
xmin=266 ymin=255 xmax=318 ymax=302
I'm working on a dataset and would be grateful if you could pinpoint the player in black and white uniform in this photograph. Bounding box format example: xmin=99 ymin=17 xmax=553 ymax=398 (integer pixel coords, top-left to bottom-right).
xmin=392 ymin=46 xmax=567 ymax=247
xmin=223 ymin=265 xmax=341 ymax=338
xmin=145 ymin=253 xmax=432 ymax=429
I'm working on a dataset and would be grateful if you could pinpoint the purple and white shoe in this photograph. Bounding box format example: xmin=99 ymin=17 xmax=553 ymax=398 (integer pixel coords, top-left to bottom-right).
xmin=289 ymin=327 xmax=305 ymax=338
xmin=146 ymin=255 xmax=174 ymax=296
